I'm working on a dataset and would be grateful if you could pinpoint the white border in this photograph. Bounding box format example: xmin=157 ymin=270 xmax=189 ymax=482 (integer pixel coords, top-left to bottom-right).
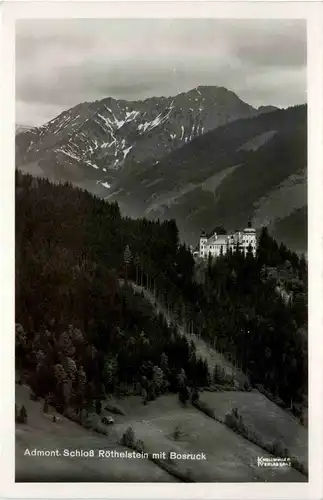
xmin=1 ymin=2 xmax=323 ymax=499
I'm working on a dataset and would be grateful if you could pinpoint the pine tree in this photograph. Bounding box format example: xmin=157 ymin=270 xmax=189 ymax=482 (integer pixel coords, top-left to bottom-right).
xmin=124 ymin=245 xmax=132 ymax=282
xmin=121 ymin=426 xmax=135 ymax=447
xmin=134 ymin=254 xmax=141 ymax=284
xmin=191 ymin=388 xmax=199 ymax=404
xmin=19 ymin=405 xmax=28 ymax=424
xmin=95 ymin=400 xmax=102 ymax=415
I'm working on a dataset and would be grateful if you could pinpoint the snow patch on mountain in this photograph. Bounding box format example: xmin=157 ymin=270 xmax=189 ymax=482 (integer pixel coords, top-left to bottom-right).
xmin=85 ymin=161 xmax=99 ymax=169
xmin=56 ymin=148 xmax=81 ymax=162
xmin=97 ymin=114 xmax=114 ymax=132
xmin=138 ymin=122 xmax=149 ymax=133
xmin=101 ymin=182 xmax=111 ymax=189
xmin=103 ymin=106 xmax=125 ymax=130
xmin=123 ymin=145 xmax=133 ymax=160
xmin=125 ymin=110 xmax=140 ymax=121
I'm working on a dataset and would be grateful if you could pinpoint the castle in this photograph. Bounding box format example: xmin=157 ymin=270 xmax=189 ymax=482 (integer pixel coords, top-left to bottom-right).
xmin=195 ymin=222 xmax=257 ymax=259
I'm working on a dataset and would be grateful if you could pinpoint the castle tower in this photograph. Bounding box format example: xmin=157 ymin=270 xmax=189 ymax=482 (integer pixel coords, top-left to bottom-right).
xmin=243 ymin=220 xmax=256 ymax=255
xmin=199 ymin=230 xmax=208 ymax=258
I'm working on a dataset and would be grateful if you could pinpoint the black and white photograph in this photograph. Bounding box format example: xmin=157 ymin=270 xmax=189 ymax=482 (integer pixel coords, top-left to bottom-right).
xmin=7 ymin=5 xmax=315 ymax=490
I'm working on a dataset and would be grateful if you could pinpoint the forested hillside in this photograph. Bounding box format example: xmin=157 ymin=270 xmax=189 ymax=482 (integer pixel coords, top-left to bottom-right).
xmin=16 ymin=171 xmax=209 ymax=414
xmin=194 ymin=235 xmax=307 ymax=408
xmin=15 ymin=171 xmax=307 ymax=418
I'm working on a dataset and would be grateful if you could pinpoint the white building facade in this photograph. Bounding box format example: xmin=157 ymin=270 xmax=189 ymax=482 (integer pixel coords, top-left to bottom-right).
xmin=197 ymin=223 xmax=257 ymax=259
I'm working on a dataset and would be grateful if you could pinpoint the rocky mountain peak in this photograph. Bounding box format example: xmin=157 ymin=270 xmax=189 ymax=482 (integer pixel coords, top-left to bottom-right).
xmin=16 ymin=85 xmax=261 ymax=187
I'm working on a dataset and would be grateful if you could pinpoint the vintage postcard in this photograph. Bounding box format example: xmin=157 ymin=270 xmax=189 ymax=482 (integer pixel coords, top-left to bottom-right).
xmin=1 ymin=1 xmax=323 ymax=498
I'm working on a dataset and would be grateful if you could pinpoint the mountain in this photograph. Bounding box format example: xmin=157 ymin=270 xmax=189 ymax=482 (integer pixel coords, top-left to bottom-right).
xmin=15 ymin=88 xmax=306 ymax=253
xmin=15 ymin=86 xmax=258 ymax=183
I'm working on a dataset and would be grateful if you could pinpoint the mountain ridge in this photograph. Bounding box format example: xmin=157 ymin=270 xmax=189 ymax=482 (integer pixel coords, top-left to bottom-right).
xmin=16 ymin=85 xmax=269 ymax=180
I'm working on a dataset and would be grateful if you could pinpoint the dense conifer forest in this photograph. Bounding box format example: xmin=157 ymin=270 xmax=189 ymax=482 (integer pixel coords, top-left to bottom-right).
xmin=15 ymin=170 xmax=308 ymax=417
xmin=194 ymin=236 xmax=307 ymax=408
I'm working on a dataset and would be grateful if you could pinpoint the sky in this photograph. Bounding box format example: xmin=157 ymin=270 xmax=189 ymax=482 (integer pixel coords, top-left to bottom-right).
xmin=16 ymin=19 xmax=306 ymax=127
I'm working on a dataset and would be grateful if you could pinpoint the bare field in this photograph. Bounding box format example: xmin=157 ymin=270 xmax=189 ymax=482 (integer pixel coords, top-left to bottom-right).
xmin=199 ymin=391 xmax=308 ymax=469
xmin=15 ymin=384 xmax=176 ymax=482
xmin=109 ymin=394 xmax=306 ymax=482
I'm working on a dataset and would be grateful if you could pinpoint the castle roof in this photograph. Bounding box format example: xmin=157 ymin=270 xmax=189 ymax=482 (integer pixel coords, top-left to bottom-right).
xmin=206 ymin=234 xmax=228 ymax=245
